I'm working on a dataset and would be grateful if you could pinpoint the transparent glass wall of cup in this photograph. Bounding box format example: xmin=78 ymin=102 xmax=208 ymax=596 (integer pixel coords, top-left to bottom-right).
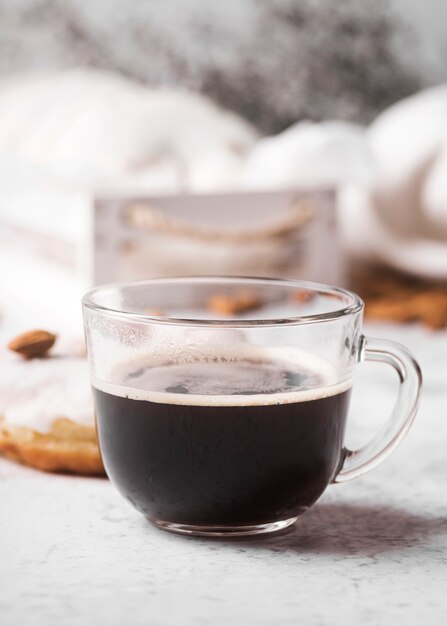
xmin=83 ymin=277 xmax=422 ymax=538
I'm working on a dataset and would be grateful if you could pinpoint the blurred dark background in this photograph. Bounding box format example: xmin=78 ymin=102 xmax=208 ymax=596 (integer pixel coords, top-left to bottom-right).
xmin=1 ymin=0 xmax=446 ymax=133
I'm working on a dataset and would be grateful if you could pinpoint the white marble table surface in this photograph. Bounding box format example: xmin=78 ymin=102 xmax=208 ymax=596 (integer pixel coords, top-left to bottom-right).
xmin=1 ymin=323 xmax=446 ymax=626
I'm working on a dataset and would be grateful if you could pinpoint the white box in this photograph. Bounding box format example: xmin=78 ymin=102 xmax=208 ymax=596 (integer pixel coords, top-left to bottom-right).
xmin=91 ymin=189 xmax=343 ymax=285
xmin=0 ymin=187 xmax=343 ymax=333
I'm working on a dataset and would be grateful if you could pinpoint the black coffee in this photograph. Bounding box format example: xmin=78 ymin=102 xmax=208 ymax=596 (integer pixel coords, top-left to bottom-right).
xmin=94 ymin=355 xmax=351 ymax=526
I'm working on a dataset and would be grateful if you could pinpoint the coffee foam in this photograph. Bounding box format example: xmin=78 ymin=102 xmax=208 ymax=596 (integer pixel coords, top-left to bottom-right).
xmin=93 ymin=345 xmax=353 ymax=407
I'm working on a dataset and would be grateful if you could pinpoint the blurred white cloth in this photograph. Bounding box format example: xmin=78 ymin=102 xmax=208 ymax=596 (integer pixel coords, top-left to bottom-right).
xmin=365 ymin=85 xmax=447 ymax=278
xmin=421 ymin=140 xmax=447 ymax=228
xmin=241 ymin=90 xmax=447 ymax=280
xmin=1 ymin=68 xmax=447 ymax=280
xmin=242 ymin=120 xmax=375 ymax=189
xmin=0 ymin=68 xmax=258 ymax=193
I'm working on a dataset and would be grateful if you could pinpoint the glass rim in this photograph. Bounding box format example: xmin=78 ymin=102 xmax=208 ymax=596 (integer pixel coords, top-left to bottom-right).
xmin=82 ymin=276 xmax=364 ymax=327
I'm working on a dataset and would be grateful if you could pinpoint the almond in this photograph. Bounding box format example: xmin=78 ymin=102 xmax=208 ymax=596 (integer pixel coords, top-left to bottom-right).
xmin=8 ymin=330 xmax=57 ymax=359
xmin=293 ymin=290 xmax=315 ymax=304
xmin=207 ymin=291 xmax=262 ymax=315
xmin=144 ymin=307 xmax=166 ymax=316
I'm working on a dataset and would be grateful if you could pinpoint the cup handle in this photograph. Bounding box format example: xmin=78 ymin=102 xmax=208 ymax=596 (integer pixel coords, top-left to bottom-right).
xmin=333 ymin=335 xmax=422 ymax=483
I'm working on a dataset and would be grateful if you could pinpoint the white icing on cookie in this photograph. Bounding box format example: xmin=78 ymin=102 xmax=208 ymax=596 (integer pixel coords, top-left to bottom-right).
xmin=0 ymin=347 xmax=93 ymax=433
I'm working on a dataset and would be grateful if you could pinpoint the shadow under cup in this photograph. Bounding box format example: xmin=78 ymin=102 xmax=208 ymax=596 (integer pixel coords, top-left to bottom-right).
xmin=83 ymin=277 xmax=421 ymax=537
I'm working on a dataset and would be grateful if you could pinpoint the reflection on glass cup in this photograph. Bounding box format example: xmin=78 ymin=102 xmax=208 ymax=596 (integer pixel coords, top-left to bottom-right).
xmin=83 ymin=277 xmax=422 ymax=538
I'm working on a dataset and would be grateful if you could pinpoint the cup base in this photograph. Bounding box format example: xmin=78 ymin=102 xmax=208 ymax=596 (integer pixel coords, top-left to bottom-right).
xmin=152 ymin=517 xmax=297 ymax=538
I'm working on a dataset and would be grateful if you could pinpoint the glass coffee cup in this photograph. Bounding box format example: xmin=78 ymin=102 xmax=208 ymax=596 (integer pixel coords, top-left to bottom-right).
xmin=83 ymin=277 xmax=422 ymax=538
